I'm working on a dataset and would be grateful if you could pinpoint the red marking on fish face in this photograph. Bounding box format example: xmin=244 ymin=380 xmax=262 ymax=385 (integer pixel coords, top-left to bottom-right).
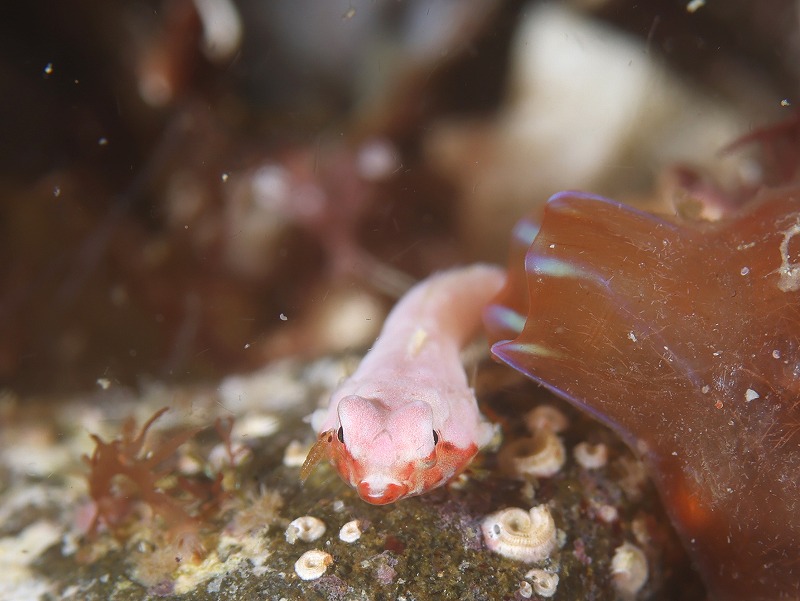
xmin=329 ymin=437 xmax=479 ymax=504
xmin=356 ymin=480 xmax=407 ymax=505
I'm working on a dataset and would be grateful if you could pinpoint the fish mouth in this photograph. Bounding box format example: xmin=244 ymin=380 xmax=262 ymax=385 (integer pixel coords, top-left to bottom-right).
xmin=356 ymin=480 xmax=408 ymax=505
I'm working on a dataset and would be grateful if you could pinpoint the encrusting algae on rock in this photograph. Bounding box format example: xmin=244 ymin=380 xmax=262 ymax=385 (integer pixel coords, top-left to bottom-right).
xmin=0 ymin=351 xmax=700 ymax=599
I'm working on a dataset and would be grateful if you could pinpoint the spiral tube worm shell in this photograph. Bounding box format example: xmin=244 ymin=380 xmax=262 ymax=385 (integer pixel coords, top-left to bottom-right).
xmin=573 ymin=441 xmax=608 ymax=470
xmin=338 ymin=520 xmax=362 ymax=543
xmin=285 ymin=516 xmax=326 ymax=543
xmin=523 ymin=405 xmax=569 ymax=434
xmin=481 ymin=504 xmax=558 ymax=563
xmin=498 ymin=429 xmax=566 ymax=478
xmin=294 ymin=549 xmax=333 ymax=580
xmin=526 ymin=568 xmax=559 ymax=598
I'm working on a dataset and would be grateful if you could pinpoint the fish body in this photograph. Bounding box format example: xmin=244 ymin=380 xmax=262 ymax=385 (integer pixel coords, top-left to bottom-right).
xmin=305 ymin=264 xmax=503 ymax=504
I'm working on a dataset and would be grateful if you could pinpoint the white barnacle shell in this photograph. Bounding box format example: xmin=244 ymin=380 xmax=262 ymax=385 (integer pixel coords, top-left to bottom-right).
xmin=294 ymin=549 xmax=333 ymax=580
xmin=481 ymin=504 xmax=558 ymax=563
xmin=285 ymin=516 xmax=326 ymax=544
xmin=611 ymin=542 xmax=648 ymax=598
xmin=338 ymin=520 xmax=362 ymax=543
xmin=499 ymin=430 xmax=566 ymax=478
xmin=573 ymin=441 xmax=609 ymax=470
xmin=525 ymin=568 xmax=559 ymax=597
xmin=524 ymin=405 xmax=569 ymax=434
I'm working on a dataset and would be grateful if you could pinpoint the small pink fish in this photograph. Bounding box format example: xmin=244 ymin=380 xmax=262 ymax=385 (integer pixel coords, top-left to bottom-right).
xmin=302 ymin=265 xmax=503 ymax=504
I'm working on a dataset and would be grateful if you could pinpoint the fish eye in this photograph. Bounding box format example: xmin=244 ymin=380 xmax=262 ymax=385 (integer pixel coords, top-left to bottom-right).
xmin=433 ymin=430 xmax=439 ymax=445
xmin=337 ymin=426 xmax=345 ymax=444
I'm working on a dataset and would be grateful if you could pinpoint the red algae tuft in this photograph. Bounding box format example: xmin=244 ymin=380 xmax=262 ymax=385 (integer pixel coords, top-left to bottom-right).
xmin=82 ymin=408 xmax=233 ymax=558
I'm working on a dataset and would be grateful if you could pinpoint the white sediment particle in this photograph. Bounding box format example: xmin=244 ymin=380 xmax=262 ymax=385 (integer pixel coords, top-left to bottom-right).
xmin=294 ymin=550 xmax=333 ymax=580
xmin=338 ymin=520 xmax=362 ymax=543
xmin=740 ymin=266 xmax=750 ymax=276
xmin=285 ymin=516 xmax=326 ymax=543
xmin=745 ymin=388 xmax=760 ymax=402
xmin=701 ymin=385 xmax=710 ymax=394
xmin=627 ymin=331 xmax=637 ymax=342
xmin=686 ymin=0 xmax=705 ymax=12
xmin=773 ymin=350 xmax=782 ymax=359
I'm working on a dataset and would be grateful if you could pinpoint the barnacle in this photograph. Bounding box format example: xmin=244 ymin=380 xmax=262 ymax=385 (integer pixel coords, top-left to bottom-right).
xmin=573 ymin=441 xmax=608 ymax=470
xmin=526 ymin=568 xmax=559 ymax=597
xmin=498 ymin=429 xmax=565 ymax=478
xmin=481 ymin=504 xmax=558 ymax=563
xmin=611 ymin=542 xmax=648 ymax=599
xmin=285 ymin=516 xmax=326 ymax=544
xmin=294 ymin=549 xmax=333 ymax=580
